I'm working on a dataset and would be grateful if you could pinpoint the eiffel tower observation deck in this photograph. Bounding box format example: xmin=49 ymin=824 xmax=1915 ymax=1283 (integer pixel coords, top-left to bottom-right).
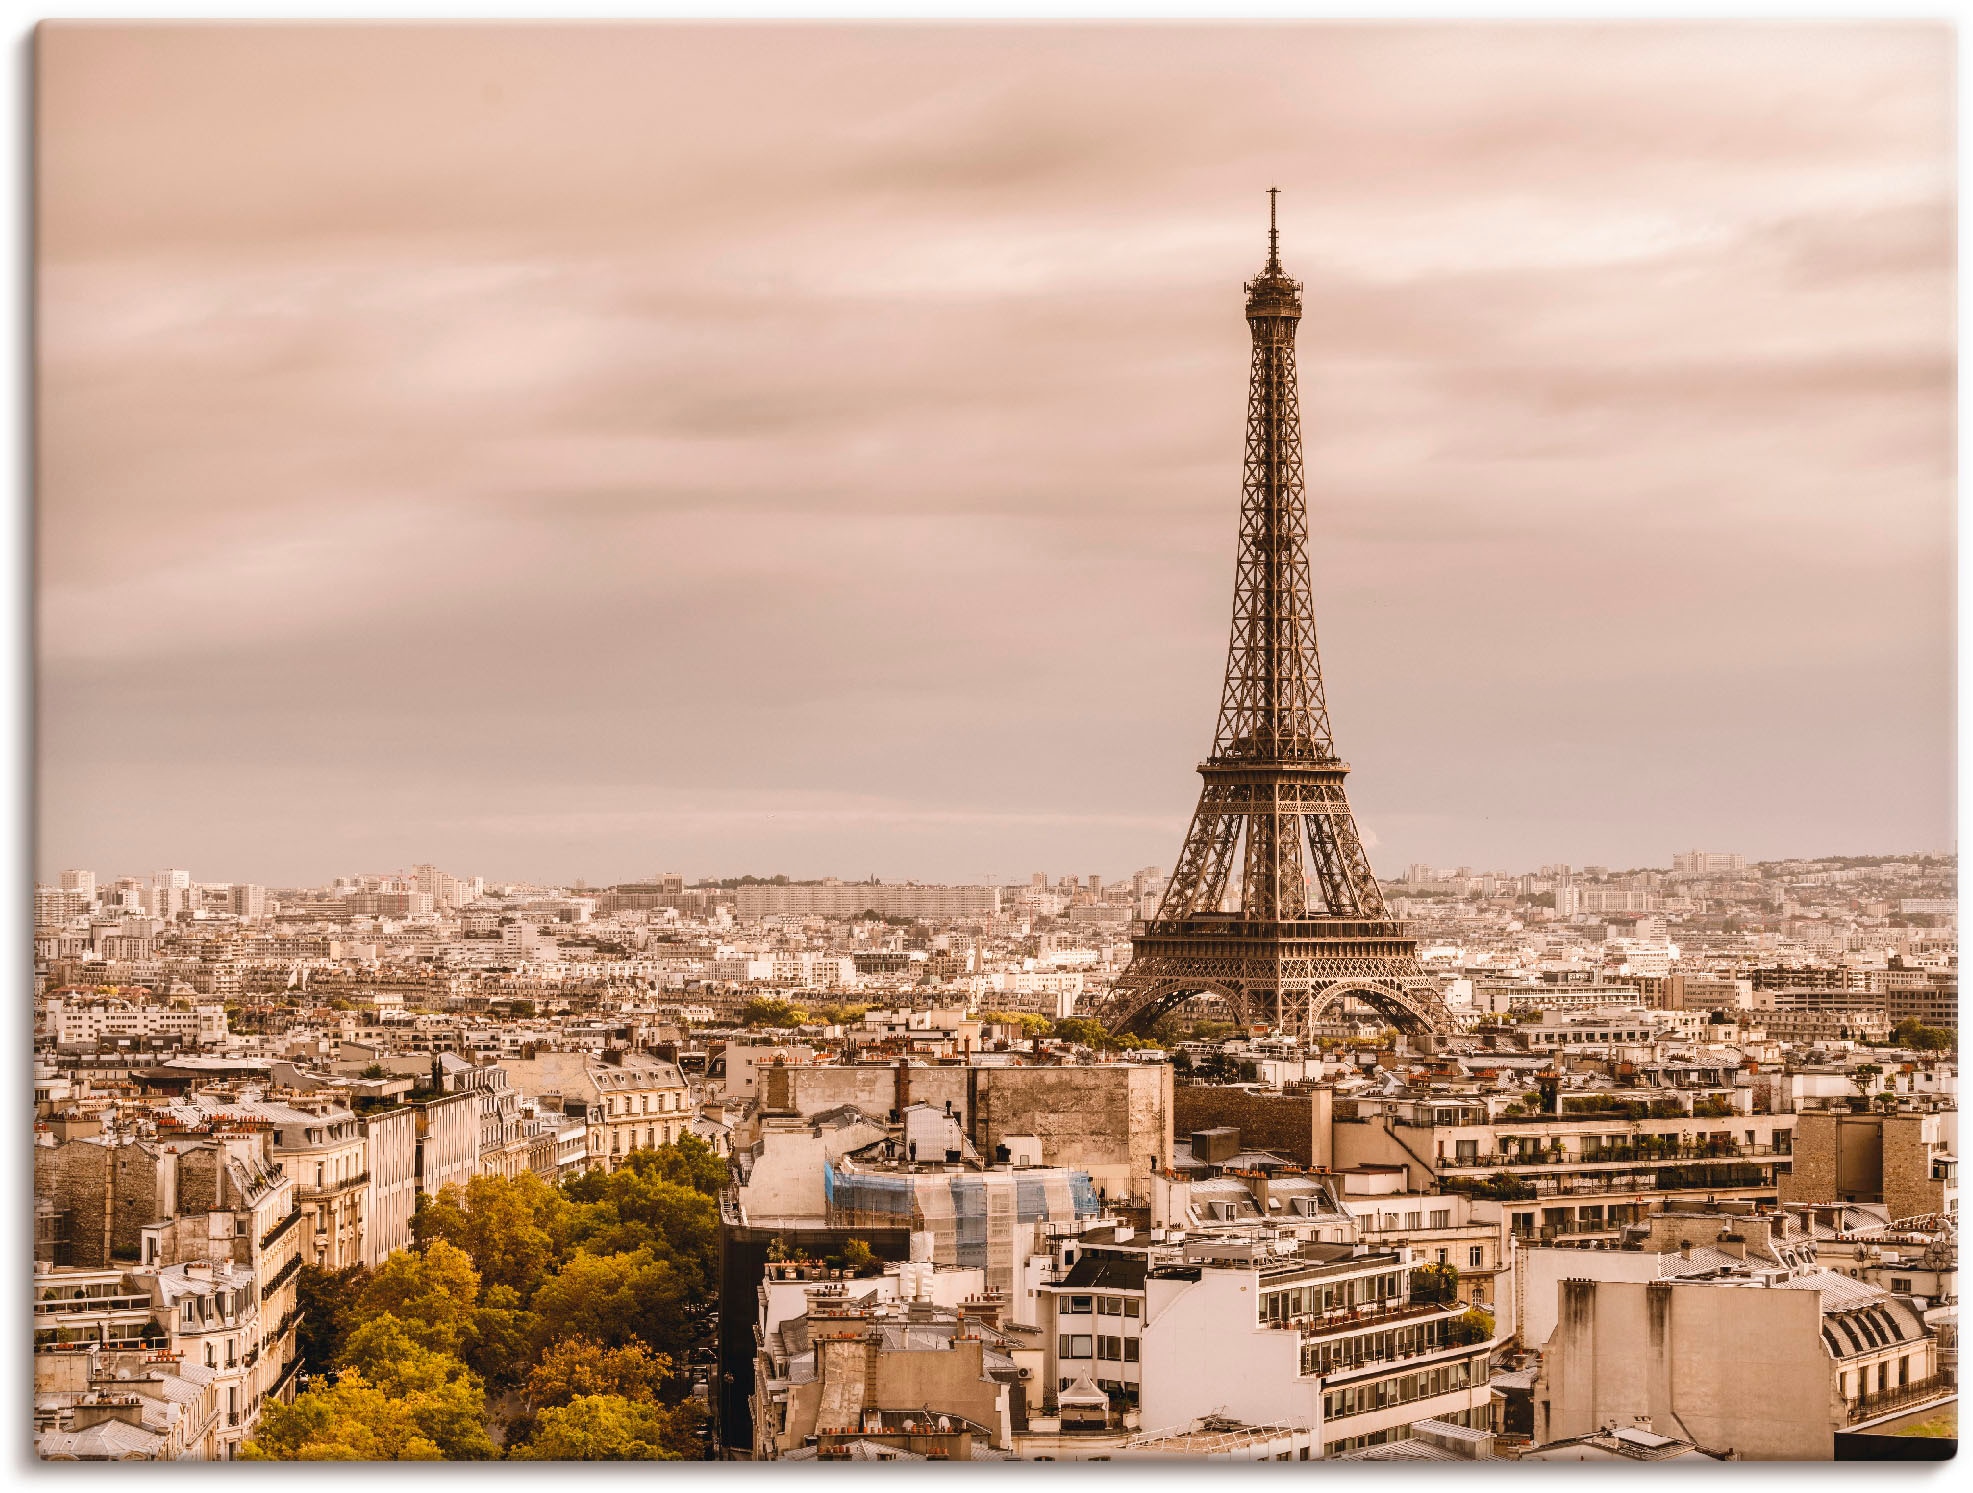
xmin=1092 ymin=192 xmax=1451 ymax=1040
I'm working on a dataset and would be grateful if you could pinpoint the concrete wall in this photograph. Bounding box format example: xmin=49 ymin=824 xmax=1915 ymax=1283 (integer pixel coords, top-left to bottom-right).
xmin=775 ymin=1063 xmax=1172 ymax=1202
xmin=1138 ymin=1268 xmax=1315 ymax=1434
xmin=973 ymin=1066 xmax=1171 ymax=1201
xmin=1537 ymin=1278 xmax=1834 ymax=1460
xmin=363 ymin=1108 xmax=419 ymax=1265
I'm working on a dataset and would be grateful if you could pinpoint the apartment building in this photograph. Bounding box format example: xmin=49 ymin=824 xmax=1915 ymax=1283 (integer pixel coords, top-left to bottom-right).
xmin=1334 ymin=1095 xmax=1795 ymax=1245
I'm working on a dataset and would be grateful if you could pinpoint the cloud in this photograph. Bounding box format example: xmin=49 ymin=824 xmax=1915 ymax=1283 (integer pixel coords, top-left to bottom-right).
xmin=35 ymin=22 xmax=1954 ymax=884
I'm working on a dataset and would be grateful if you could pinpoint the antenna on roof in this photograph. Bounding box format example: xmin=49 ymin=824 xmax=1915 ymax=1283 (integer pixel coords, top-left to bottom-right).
xmin=1266 ymin=187 xmax=1281 ymax=272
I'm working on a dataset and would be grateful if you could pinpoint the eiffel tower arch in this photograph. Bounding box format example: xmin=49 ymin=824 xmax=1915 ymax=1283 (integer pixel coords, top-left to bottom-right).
xmin=1090 ymin=193 xmax=1452 ymax=1041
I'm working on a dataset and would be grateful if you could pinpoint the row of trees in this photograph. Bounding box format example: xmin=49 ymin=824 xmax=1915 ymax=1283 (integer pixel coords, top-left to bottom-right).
xmin=247 ymin=1135 xmax=728 ymax=1460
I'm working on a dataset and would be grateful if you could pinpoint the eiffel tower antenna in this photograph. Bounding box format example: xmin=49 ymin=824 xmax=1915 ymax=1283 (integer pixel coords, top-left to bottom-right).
xmin=1091 ymin=192 xmax=1451 ymax=1040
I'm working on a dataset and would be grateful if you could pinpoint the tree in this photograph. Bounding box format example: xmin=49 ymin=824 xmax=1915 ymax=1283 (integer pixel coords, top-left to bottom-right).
xmin=295 ymin=1264 xmax=373 ymax=1375
xmin=529 ymin=1248 xmax=697 ymax=1359
xmin=242 ymin=1370 xmax=497 ymax=1461
xmin=557 ymin=1157 xmax=720 ymax=1290
xmin=739 ymin=997 xmax=807 ymax=1028
xmin=983 ymin=1011 xmax=1052 ymax=1038
xmin=524 ymin=1336 xmax=672 ymax=1412
xmin=1410 ymin=1261 xmax=1460 ymax=1305
xmin=415 ymin=1174 xmax=565 ymax=1301
xmin=509 ymin=1394 xmax=684 ymax=1460
xmin=1447 ymin=1306 xmax=1496 ymax=1346
xmin=1891 ymin=1019 xmax=1954 ymax=1052
xmin=639 ymin=1134 xmax=727 ymax=1199
xmin=464 ymin=1283 xmax=540 ymax=1390
xmin=1050 ymin=1017 xmax=1112 ymax=1049
xmin=355 ymin=1240 xmax=482 ymax=1356
xmin=340 ymin=1314 xmax=476 ymax=1398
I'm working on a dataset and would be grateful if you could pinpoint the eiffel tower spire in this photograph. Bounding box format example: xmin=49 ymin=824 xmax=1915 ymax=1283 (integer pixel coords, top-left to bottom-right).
xmin=1092 ymin=194 xmax=1450 ymax=1039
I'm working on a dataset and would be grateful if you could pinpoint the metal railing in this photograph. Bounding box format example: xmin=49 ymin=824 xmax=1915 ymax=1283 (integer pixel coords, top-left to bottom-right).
xmin=259 ymin=1255 xmax=302 ymax=1302
xmin=1439 ymin=1143 xmax=1787 ymax=1171
xmin=259 ymin=1208 xmax=303 ymax=1251
xmin=1846 ymin=1373 xmax=1954 ymax=1424
xmin=1272 ymin=1298 xmax=1461 ymax=1338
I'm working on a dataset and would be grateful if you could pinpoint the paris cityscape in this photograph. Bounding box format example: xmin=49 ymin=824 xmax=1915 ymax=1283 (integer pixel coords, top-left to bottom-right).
xmin=31 ymin=20 xmax=1955 ymax=1473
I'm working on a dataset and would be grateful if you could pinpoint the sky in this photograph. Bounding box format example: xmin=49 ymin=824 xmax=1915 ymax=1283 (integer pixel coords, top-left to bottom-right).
xmin=35 ymin=22 xmax=1955 ymax=889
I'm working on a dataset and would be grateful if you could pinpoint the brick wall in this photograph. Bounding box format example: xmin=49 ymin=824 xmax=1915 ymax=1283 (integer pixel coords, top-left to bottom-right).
xmin=1173 ymin=1086 xmax=1316 ymax=1166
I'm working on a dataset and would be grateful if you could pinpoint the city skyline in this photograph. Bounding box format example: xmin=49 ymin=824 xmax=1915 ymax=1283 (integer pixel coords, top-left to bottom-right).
xmin=37 ymin=22 xmax=1954 ymax=887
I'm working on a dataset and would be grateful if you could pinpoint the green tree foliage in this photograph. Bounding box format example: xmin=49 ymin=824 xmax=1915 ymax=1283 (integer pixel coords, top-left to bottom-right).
xmin=1447 ymin=1306 xmax=1496 ymax=1346
xmin=242 ymin=1370 xmax=497 ymax=1461
xmin=1049 ymin=1017 xmax=1113 ymax=1049
xmin=356 ymin=1240 xmax=482 ymax=1356
xmin=1410 ymin=1261 xmax=1460 ymax=1304
xmin=295 ymin=1264 xmax=372 ymax=1374
xmin=640 ymin=1132 xmax=728 ymax=1199
xmin=415 ymin=1174 xmax=565 ymax=1300
xmin=739 ymin=996 xmax=808 ymax=1028
xmin=509 ymin=1394 xmax=685 ymax=1461
xmin=340 ymin=1315 xmax=477 ymax=1398
xmin=528 ymin=1247 xmax=696 ymax=1360
xmin=1891 ymin=1019 xmax=1955 ymax=1052
xmin=524 ymin=1336 xmax=671 ymax=1411
xmin=557 ymin=1152 xmax=720 ymax=1287
xmin=261 ymin=1136 xmax=723 ymax=1459
xmin=983 ymin=1011 xmax=1052 ymax=1038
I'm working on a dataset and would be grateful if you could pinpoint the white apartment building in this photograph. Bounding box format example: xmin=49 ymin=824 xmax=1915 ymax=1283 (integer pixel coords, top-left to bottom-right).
xmin=51 ymin=1000 xmax=230 ymax=1048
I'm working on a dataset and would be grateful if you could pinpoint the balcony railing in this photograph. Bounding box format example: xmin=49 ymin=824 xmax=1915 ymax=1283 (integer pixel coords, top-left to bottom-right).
xmin=1846 ymin=1373 xmax=1954 ymax=1425
xmin=1268 ymin=1297 xmax=1461 ymax=1340
xmin=35 ymin=1295 xmax=153 ymax=1314
xmin=1438 ymin=1143 xmax=1788 ymax=1172
xmin=259 ymin=1208 xmax=303 ymax=1251
xmin=259 ymin=1254 xmax=302 ymax=1302
xmin=294 ymin=1172 xmax=369 ymax=1199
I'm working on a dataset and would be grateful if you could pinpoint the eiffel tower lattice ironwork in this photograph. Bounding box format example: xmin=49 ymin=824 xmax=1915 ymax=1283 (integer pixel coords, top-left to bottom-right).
xmin=1091 ymin=192 xmax=1451 ymax=1039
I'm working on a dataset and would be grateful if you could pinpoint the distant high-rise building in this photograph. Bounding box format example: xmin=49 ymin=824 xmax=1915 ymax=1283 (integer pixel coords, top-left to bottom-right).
xmin=58 ymin=869 xmax=96 ymax=903
xmin=231 ymin=883 xmax=267 ymax=920
xmin=1673 ymin=850 xmax=1746 ymax=877
xmin=150 ymin=868 xmax=192 ymax=918
xmin=1032 ymin=872 xmax=1048 ymax=888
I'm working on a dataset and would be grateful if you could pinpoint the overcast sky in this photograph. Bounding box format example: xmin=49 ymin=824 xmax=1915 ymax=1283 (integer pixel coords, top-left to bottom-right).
xmin=36 ymin=22 xmax=1955 ymax=889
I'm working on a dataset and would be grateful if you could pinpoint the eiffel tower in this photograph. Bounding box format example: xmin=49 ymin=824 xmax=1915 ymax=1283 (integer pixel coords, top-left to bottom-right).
xmin=1092 ymin=192 xmax=1450 ymax=1039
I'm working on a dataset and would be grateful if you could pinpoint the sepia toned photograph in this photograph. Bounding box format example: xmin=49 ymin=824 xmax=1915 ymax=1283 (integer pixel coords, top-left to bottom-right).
xmin=29 ymin=19 xmax=1957 ymax=1465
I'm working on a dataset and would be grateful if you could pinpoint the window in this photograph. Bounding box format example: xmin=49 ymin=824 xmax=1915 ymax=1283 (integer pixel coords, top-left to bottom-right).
xmin=1060 ymin=1335 xmax=1093 ymax=1359
xmin=1403 ymin=1212 xmax=1420 ymax=1230
xmin=1098 ymin=1297 xmax=1122 ymax=1316
xmin=1892 ymin=1278 xmax=1913 ymax=1294
xmin=1098 ymin=1336 xmax=1122 ymax=1361
xmin=1430 ymin=1210 xmax=1451 ymax=1229
xmin=1436 ymin=1249 xmax=1448 ymax=1265
xmin=1469 ymin=1247 xmax=1484 ymax=1269
xmin=1123 ymin=1339 xmax=1139 ymax=1363
xmin=1123 ymin=1298 xmax=1140 ymax=1318
xmin=1455 ymin=1140 xmax=1478 ymax=1162
xmin=1065 ymin=1295 xmax=1093 ymax=1314
xmin=1900 ymin=1357 xmax=1910 ymax=1387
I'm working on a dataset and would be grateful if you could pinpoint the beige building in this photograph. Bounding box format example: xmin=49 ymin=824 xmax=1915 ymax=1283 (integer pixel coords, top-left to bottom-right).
xmin=1779 ymin=1107 xmax=1958 ymax=1221
xmin=499 ymin=1048 xmax=692 ymax=1170
xmin=1534 ymin=1272 xmax=1947 ymax=1459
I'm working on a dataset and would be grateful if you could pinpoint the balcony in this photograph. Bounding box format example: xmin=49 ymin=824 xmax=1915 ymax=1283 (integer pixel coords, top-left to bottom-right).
xmin=1437 ymin=1143 xmax=1788 ymax=1173
xmin=35 ymin=1295 xmax=153 ymax=1315
xmin=1846 ymin=1373 xmax=1955 ymax=1425
xmin=259 ymin=1254 xmax=302 ymax=1302
xmin=259 ymin=1208 xmax=303 ymax=1250
xmin=1269 ymin=1297 xmax=1462 ymax=1340
xmin=294 ymin=1172 xmax=369 ymax=1199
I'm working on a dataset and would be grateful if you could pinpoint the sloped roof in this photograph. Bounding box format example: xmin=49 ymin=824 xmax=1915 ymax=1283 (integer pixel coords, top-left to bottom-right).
xmin=37 ymin=1418 xmax=165 ymax=1460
